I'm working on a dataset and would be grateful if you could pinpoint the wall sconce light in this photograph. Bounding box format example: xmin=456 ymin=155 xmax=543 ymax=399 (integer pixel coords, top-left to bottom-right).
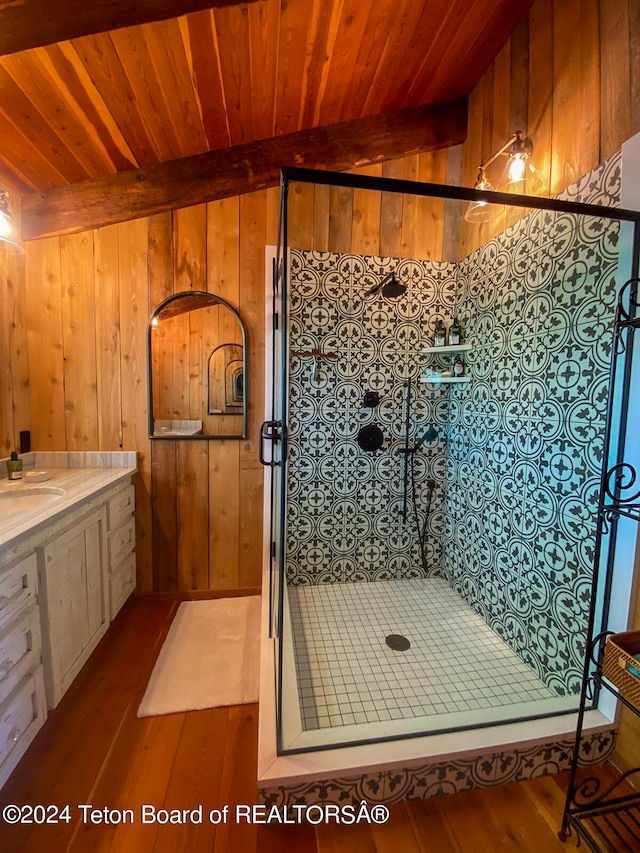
xmin=0 ymin=190 xmax=25 ymax=254
xmin=498 ymin=131 xmax=541 ymax=193
xmin=464 ymin=131 xmax=541 ymax=223
xmin=464 ymin=167 xmax=504 ymax=223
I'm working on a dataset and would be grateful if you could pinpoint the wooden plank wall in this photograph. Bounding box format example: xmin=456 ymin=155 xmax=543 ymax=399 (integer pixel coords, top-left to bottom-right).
xmin=459 ymin=0 xmax=640 ymax=257
xmin=15 ymin=199 xmax=269 ymax=596
xmin=287 ymin=152 xmax=453 ymax=259
xmin=0 ymin=250 xmax=28 ymax=454
xmin=0 ymin=190 xmax=29 ymax=456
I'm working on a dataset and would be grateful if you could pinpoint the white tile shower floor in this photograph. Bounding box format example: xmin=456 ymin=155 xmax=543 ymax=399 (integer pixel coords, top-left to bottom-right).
xmin=286 ymin=578 xmax=577 ymax=745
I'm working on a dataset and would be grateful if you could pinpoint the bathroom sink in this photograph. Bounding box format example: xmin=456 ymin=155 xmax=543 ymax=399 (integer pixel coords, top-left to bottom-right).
xmin=0 ymin=486 xmax=65 ymax=514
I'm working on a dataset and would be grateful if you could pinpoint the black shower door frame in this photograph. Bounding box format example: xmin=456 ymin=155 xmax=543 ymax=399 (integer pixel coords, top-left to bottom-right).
xmin=272 ymin=165 xmax=640 ymax=755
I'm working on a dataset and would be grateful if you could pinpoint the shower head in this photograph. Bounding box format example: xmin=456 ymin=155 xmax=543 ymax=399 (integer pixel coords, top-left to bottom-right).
xmin=423 ymin=425 xmax=439 ymax=443
xmin=414 ymin=425 xmax=438 ymax=450
xmin=382 ymin=273 xmax=407 ymax=298
xmin=365 ymin=272 xmax=407 ymax=299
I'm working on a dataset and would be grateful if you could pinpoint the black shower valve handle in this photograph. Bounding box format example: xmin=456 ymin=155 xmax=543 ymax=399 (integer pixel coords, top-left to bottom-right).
xmin=357 ymin=424 xmax=384 ymax=452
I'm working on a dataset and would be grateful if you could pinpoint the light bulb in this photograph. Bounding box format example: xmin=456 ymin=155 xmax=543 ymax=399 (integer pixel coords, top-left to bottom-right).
xmin=464 ymin=171 xmax=504 ymax=223
xmin=508 ymin=154 xmax=527 ymax=183
xmin=0 ymin=191 xmax=25 ymax=254
xmin=0 ymin=211 xmax=13 ymax=238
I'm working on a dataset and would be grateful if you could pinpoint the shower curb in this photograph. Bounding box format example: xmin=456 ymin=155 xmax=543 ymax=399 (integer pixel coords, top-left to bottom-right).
xmin=258 ymin=728 xmax=616 ymax=807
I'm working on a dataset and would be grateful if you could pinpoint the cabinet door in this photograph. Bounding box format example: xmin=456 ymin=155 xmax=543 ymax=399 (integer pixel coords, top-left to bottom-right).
xmin=45 ymin=525 xmax=88 ymax=685
xmin=39 ymin=508 xmax=108 ymax=708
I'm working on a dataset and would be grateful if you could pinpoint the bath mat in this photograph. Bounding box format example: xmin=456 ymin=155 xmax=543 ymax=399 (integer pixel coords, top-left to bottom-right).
xmin=137 ymin=596 xmax=261 ymax=717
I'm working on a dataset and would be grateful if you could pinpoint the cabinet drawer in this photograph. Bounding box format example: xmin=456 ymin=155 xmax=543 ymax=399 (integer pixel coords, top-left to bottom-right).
xmin=109 ymin=552 xmax=136 ymax=621
xmin=0 ymin=670 xmax=47 ymax=787
xmin=107 ymin=516 xmax=135 ymax=571
xmin=106 ymin=484 xmax=134 ymax=532
xmin=0 ymin=554 xmax=37 ymax=633
xmin=0 ymin=606 xmax=41 ymax=701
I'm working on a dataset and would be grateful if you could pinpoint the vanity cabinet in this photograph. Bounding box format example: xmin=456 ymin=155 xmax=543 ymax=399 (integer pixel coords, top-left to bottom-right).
xmin=0 ymin=552 xmax=47 ymax=789
xmin=37 ymin=507 xmax=109 ymax=708
xmin=36 ymin=479 xmax=136 ymax=709
xmin=0 ymin=459 xmax=137 ymax=789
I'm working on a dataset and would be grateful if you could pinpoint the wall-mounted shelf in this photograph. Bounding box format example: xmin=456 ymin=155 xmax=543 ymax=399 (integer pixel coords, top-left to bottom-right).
xmin=419 ymin=376 xmax=471 ymax=384
xmin=422 ymin=344 xmax=472 ymax=354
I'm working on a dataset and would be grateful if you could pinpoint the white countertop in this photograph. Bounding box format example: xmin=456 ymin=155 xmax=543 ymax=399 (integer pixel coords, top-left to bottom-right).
xmin=0 ymin=464 xmax=137 ymax=549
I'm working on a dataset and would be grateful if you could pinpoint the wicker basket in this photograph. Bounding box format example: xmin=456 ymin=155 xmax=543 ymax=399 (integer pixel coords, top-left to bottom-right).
xmin=602 ymin=630 xmax=640 ymax=710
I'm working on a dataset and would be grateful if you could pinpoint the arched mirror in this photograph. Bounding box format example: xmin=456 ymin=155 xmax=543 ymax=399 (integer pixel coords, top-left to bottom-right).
xmin=148 ymin=291 xmax=247 ymax=439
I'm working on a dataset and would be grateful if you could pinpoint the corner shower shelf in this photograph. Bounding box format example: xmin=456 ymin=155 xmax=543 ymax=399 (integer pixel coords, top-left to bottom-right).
xmin=421 ymin=344 xmax=472 ymax=384
xmin=422 ymin=344 xmax=472 ymax=354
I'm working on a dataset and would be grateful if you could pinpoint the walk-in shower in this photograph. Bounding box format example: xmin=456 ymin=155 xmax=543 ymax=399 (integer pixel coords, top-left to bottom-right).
xmin=261 ymin=155 xmax=640 ymax=757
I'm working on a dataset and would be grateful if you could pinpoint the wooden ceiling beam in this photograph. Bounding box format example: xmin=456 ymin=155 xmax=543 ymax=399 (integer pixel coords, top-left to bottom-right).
xmin=0 ymin=0 xmax=262 ymax=57
xmin=21 ymin=99 xmax=467 ymax=240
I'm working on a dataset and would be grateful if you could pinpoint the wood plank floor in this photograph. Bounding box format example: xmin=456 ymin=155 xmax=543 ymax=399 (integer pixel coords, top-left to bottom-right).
xmin=0 ymin=593 xmax=618 ymax=852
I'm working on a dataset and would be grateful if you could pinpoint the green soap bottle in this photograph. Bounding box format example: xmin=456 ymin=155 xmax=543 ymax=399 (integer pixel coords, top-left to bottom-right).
xmin=7 ymin=451 xmax=23 ymax=480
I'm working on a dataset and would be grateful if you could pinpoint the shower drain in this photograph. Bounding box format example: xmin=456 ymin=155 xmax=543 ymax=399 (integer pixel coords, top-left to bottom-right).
xmin=385 ymin=634 xmax=410 ymax=652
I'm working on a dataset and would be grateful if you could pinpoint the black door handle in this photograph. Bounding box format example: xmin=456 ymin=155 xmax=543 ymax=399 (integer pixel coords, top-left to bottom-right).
xmin=259 ymin=420 xmax=282 ymax=466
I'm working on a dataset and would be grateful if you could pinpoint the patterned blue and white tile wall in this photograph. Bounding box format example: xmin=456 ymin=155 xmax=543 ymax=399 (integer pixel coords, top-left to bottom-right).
xmin=445 ymin=152 xmax=622 ymax=696
xmin=286 ymin=253 xmax=455 ymax=584
xmin=285 ymin=152 xmax=623 ymax=695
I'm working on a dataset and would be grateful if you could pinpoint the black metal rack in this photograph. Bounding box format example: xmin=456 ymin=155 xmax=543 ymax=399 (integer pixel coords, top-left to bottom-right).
xmin=559 ymin=278 xmax=640 ymax=852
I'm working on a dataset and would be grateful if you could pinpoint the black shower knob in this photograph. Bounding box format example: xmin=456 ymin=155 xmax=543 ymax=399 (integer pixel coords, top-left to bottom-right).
xmin=357 ymin=424 xmax=384 ymax=452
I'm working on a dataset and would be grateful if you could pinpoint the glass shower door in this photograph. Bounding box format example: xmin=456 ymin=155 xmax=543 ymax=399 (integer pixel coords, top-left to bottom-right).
xmin=261 ymin=184 xmax=290 ymax=753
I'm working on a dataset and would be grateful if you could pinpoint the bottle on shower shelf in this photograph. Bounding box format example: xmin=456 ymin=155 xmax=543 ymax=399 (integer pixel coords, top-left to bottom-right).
xmin=433 ymin=318 xmax=446 ymax=347
xmin=453 ymin=355 xmax=465 ymax=377
xmin=449 ymin=317 xmax=463 ymax=346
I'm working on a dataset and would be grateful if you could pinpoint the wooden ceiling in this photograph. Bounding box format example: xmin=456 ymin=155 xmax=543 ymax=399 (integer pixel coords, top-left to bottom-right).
xmin=0 ymin=0 xmax=535 ymax=235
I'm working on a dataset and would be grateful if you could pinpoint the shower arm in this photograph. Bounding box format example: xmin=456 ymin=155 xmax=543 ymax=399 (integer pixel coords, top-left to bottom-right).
xmin=365 ymin=272 xmax=393 ymax=297
xmin=291 ymin=348 xmax=339 ymax=381
xmin=290 ymin=348 xmax=339 ymax=361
